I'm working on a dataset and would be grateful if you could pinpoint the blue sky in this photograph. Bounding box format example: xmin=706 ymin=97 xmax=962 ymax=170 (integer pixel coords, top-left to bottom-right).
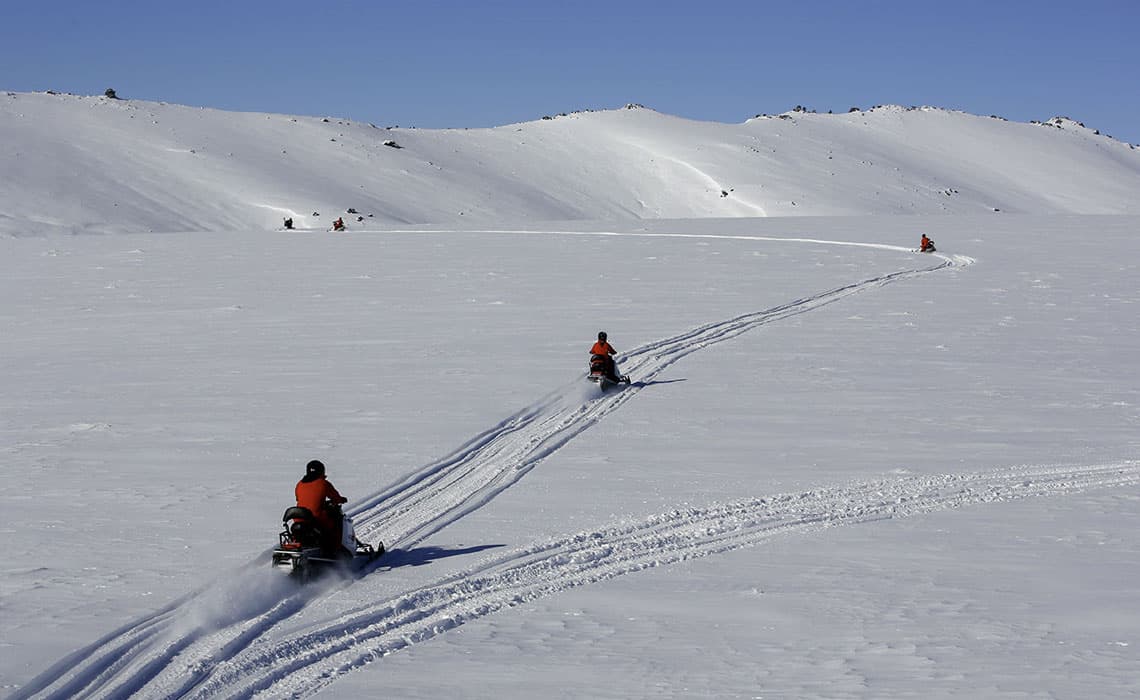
xmin=3 ymin=0 xmax=1138 ymax=144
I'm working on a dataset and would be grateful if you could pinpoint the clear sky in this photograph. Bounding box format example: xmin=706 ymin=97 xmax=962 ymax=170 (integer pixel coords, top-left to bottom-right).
xmin=3 ymin=0 xmax=1138 ymax=144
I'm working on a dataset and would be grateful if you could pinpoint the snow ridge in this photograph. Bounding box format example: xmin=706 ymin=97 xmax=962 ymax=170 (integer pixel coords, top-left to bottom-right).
xmin=3 ymin=92 xmax=1139 ymax=236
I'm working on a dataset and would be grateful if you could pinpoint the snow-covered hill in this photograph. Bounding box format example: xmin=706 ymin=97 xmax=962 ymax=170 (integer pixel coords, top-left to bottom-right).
xmin=3 ymin=91 xmax=1139 ymax=235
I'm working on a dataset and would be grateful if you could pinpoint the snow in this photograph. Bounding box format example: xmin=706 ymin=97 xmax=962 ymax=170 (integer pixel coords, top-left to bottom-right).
xmin=3 ymin=94 xmax=1140 ymax=238
xmin=1 ymin=92 xmax=1139 ymax=698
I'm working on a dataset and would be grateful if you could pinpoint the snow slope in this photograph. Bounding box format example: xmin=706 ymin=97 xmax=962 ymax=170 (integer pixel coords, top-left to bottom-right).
xmin=1 ymin=94 xmax=1138 ymax=699
xmin=3 ymin=92 xmax=1139 ymax=236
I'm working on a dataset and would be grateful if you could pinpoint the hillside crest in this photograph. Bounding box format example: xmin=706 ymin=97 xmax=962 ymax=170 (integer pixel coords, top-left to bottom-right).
xmin=3 ymin=91 xmax=1139 ymax=235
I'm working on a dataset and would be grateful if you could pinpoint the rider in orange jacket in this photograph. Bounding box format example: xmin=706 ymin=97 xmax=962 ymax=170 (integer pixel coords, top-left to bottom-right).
xmin=295 ymin=460 xmax=347 ymax=552
xmin=590 ymin=331 xmax=617 ymax=359
xmin=590 ymin=331 xmax=625 ymax=382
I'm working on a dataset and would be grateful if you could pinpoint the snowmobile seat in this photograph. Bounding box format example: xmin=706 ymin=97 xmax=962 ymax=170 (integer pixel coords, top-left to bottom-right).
xmin=282 ymin=506 xmax=316 ymax=523
xmin=590 ymin=354 xmax=608 ymax=374
xmin=280 ymin=506 xmax=323 ymax=547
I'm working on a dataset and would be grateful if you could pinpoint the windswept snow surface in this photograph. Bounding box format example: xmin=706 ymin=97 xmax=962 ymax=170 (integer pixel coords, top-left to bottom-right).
xmin=2 ymin=214 xmax=1138 ymax=698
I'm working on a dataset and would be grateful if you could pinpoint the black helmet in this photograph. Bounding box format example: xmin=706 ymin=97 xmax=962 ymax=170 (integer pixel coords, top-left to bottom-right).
xmin=598 ymin=331 xmax=607 ymax=341
xmin=305 ymin=460 xmax=326 ymax=478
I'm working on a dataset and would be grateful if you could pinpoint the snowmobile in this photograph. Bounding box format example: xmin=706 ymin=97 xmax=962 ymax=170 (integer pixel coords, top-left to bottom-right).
xmin=271 ymin=503 xmax=383 ymax=582
xmin=588 ymin=353 xmax=630 ymax=390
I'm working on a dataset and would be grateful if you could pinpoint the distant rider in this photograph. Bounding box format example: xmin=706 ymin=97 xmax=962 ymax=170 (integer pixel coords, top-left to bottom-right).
xmin=590 ymin=331 xmax=626 ymax=383
xmin=920 ymin=234 xmax=936 ymax=253
xmin=295 ymin=460 xmax=348 ymax=553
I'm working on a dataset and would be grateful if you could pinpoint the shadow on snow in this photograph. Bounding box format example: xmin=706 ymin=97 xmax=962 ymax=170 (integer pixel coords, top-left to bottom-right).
xmin=360 ymin=543 xmax=506 ymax=577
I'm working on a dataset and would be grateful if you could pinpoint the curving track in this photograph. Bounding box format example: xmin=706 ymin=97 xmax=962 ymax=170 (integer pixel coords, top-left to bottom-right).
xmin=19 ymin=239 xmax=1133 ymax=699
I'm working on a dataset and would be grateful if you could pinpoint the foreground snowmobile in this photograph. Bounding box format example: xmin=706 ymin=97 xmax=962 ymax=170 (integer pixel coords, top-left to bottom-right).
xmin=271 ymin=504 xmax=383 ymax=582
xmin=588 ymin=353 xmax=630 ymax=390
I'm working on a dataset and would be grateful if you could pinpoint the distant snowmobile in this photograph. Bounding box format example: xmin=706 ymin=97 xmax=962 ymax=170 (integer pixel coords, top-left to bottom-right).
xmin=271 ymin=503 xmax=383 ymax=582
xmin=588 ymin=353 xmax=630 ymax=390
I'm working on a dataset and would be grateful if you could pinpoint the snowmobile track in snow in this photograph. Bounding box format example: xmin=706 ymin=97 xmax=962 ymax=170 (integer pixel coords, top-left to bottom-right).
xmin=349 ymin=239 xmax=966 ymax=553
xmin=17 ymin=461 xmax=1138 ymax=699
xmin=28 ymin=239 xmax=1132 ymax=700
xmin=190 ymin=462 xmax=1140 ymax=700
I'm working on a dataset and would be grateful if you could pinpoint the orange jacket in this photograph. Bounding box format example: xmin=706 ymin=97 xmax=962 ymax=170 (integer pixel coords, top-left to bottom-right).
xmin=295 ymin=476 xmax=346 ymax=518
xmin=920 ymin=236 xmax=934 ymax=250
xmin=590 ymin=340 xmax=616 ymax=356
